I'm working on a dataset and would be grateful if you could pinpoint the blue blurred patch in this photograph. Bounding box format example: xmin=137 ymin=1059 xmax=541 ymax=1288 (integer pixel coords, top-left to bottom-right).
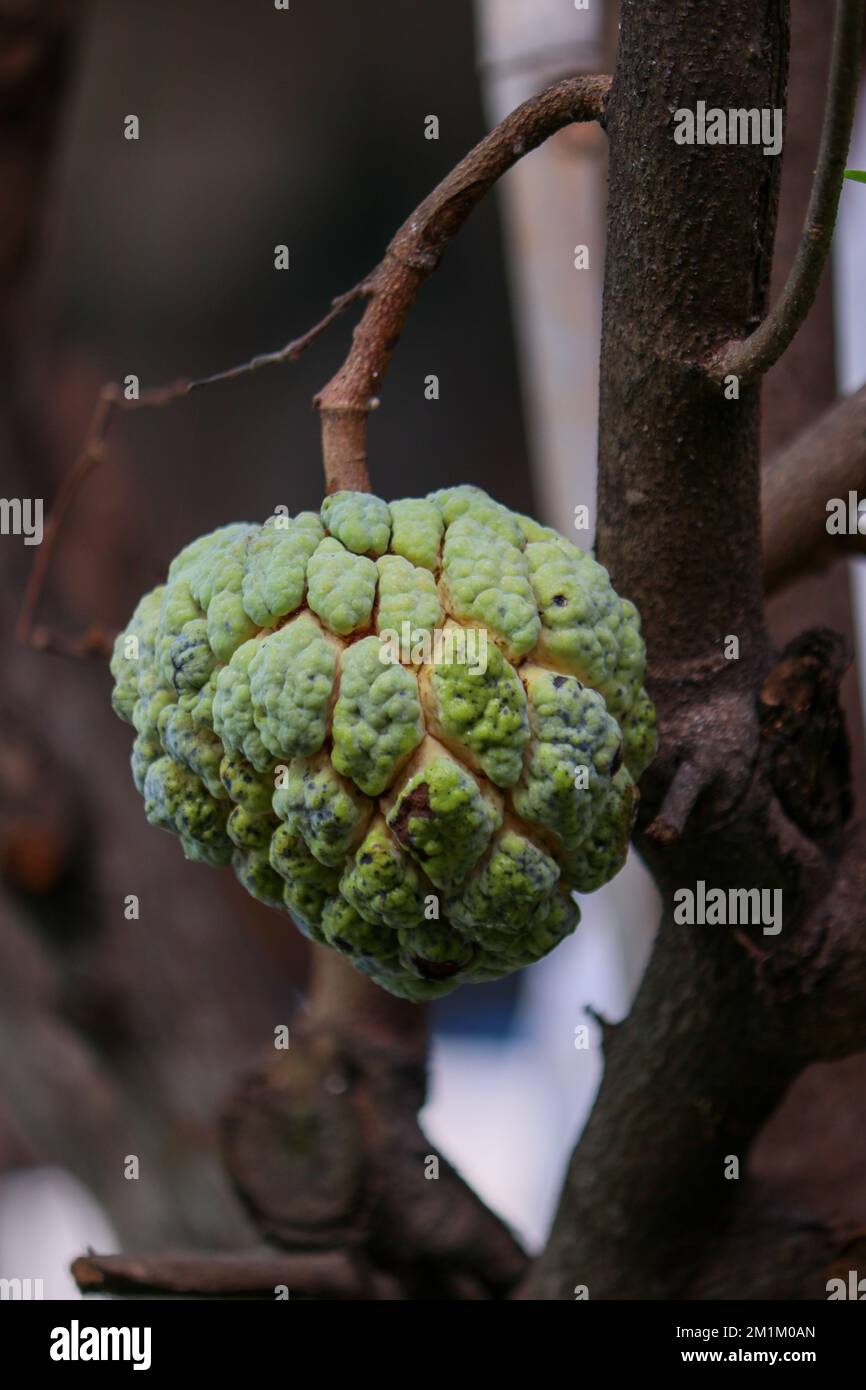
xmin=432 ymin=972 xmax=523 ymax=1038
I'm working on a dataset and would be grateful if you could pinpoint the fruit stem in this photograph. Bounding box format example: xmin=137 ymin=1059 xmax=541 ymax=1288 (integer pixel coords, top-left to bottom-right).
xmin=315 ymin=73 xmax=611 ymax=493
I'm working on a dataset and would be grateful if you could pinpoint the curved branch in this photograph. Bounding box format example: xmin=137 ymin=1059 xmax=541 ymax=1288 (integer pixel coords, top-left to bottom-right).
xmin=315 ymin=73 xmax=611 ymax=491
xmin=763 ymin=380 xmax=866 ymax=595
xmin=708 ymin=0 xmax=865 ymax=385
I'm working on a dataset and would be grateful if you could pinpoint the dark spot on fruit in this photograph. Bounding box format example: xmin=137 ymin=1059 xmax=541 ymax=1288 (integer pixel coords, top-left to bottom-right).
xmin=610 ymin=743 xmax=623 ymax=775
xmin=411 ymin=955 xmax=463 ymax=980
xmin=360 ymin=853 xmax=373 ymax=864
xmin=389 ymin=782 xmax=432 ymax=845
xmin=553 ymin=594 xmax=567 ymax=607
xmin=552 ymin=675 xmax=566 ymax=688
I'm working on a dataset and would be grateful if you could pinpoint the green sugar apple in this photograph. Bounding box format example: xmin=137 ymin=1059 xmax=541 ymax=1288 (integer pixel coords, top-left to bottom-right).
xmin=110 ymin=486 xmax=656 ymax=1000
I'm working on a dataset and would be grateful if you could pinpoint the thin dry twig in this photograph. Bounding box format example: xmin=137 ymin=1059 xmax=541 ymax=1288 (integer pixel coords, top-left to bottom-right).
xmin=707 ymin=0 xmax=865 ymax=384
xmin=15 ymin=284 xmax=371 ymax=658
xmin=644 ymin=759 xmax=707 ymax=845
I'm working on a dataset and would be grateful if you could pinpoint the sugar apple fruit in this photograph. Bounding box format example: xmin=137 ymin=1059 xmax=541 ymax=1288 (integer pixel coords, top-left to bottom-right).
xmin=110 ymin=486 xmax=656 ymax=1000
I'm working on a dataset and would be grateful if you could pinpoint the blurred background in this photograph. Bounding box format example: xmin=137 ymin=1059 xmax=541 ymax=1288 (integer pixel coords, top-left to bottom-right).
xmin=1 ymin=0 xmax=864 ymax=1296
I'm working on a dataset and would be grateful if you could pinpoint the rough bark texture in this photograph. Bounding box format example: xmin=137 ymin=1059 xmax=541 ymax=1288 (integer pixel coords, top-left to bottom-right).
xmin=526 ymin=0 xmax=865 ymax=1300
xmin=762 ymin=0 xmax=866 ymax=825
xmin=711 ymin=3 xmax=866 ymax=1301
xmin=708 ymin=0 xmax=863 ymax=383
xmin=595 ymin=1 xmax=784 ymax=673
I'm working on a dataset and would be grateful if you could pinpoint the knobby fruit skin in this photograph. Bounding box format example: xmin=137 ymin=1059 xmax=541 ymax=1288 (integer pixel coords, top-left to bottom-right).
xmin=110 ymin=486 xmax=657 ymax=1001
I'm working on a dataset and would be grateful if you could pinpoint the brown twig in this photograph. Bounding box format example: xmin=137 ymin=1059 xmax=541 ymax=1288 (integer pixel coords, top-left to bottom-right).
xmin=762 ymin=379 xmax=866 ymax=595
xmin=16 ymin=390 xmax=117 ymax=658
xmin=707 ymin=0 xmax=865 ymax=385
xmin=72 ymin=1248 xmax=392 ymax=1299
xmin=15 ymin=285 xmax=370 ymax=659
xmin=644 ymin=759 xmax=707 ymax=845
xmin=315 ymin=73 xmax=611 ymax=491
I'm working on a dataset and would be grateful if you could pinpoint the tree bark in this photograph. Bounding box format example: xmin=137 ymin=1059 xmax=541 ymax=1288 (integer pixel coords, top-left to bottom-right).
xmin=762 ymin=0 xmax=866 ymax=819
xmin=525 ymin=0 xmax=861 ymax=1299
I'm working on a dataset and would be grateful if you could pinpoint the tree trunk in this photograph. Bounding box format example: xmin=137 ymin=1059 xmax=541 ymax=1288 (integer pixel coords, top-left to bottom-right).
xmin=529 ymin=0 xmax=805 ymax=1299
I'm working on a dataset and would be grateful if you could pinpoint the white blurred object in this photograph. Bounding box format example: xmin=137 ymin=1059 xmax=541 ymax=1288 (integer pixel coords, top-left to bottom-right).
xmin=423 ymin=1036 xmax=575 ymax=1251
xmin=474 ymin=0 xmax=605 ymax=536
xmin=835 ymin=78 xmax=866 ymax=711
xmin=0 ymin=1167 xmax=117 ymax=1300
